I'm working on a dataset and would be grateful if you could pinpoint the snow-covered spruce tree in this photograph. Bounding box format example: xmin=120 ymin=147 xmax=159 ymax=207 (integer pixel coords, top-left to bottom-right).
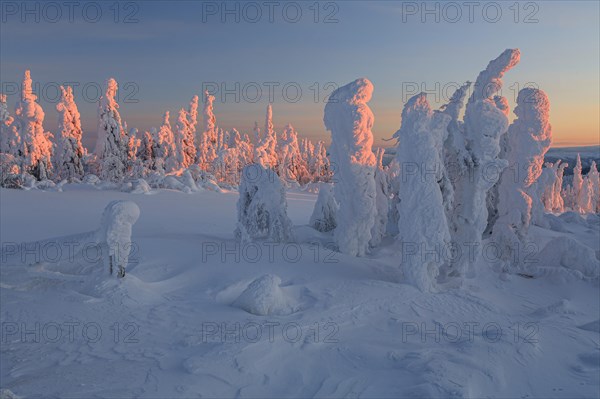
xmin=175 ymin=95 xmax=199 ymax=169
xmin=324 ymin=78 xmax=377 ymax=257
xmin=441 ymin=82 xmax=471 ymax=221
xmin=133 ymin=130 xmax=154 ymax=177
xmin=153 ymin=111 xmax=178 ymax=173
xmin=254 ymin=104 xmax=278 ymax=169
xmin=13 ymin=70 xmax=53 ymax=180
xmin=97 ymin=200 xmax=140 ymax=278
xmin=491 ymin=88 xmax=552 ymax=264
xmin=278 ymin=124 xmax=307 ymax=183
xmin=586 ymin=161 xmax=600 ymax=213
xmin=571 ymin=154 xmax=584 ymax=211
xmin=235 ymin=163 xmax=292 ymax=242
xmin=309 ymin=183 xmax=339 ymax=232
xmin=0 ymin=93 xmax=21 ymax=158
xmin=198 ymin=91 xmax=217 ymax=170
xmin=95 ymin=78 xmax=127 ymax=182
xmin=370 ymin=148 xmax=389 ymax=247
xmin=393 ymin=93 xmax=452 ymax=291
xmin=538 ymin=160 xmax=567 ymax=213
xmin=311 ymin=140 xmax=331 ymax=182
xmin=449 ymin=49 xmax=520 ymax=277
xmin=53 ymin=86 xmax=85 ymax=181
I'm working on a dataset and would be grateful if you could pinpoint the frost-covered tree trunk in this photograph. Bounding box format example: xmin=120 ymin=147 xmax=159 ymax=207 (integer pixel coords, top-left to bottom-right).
xmin=491 ymin=88 xmax=552 ymax=264
xmin=324 ymin=78 xmax=377 ymax=257
xmin=449 ymin=49 xmax=520 ymax=277
xmin=235 ymin=164 xmax=292 ymax=242
xmin=95 ymin=78 xmax=127 ymax=182
xmin=53 ymin=86 xmax=85 ymax=181
xmin=394 ymin=93 xmax=452 ymax=291
xmin=14 ymin=71 xmax=53 ymax=180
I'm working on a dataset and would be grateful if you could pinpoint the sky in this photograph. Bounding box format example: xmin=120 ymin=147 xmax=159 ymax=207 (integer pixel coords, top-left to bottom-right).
xmin=1 ymin=0 xmax=599 ymax=149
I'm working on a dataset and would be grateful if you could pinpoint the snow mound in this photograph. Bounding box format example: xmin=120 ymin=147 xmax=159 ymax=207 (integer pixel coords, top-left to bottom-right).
xmin=129 ymin=178 xmax=151 ymax=194
xmin=537 ymin=237 xmax=600 ymax=278
xmin=578 ymin=319 xmax=600 ymax=333
xmin=232 ymin=274 xmax=292 ymax=316
xmin=0 ymin=389 xmax=21 ymax=399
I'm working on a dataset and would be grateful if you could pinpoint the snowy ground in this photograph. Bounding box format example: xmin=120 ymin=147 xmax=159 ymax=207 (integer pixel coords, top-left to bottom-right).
xmin=1 ymin=186 xmax=599 ymax=398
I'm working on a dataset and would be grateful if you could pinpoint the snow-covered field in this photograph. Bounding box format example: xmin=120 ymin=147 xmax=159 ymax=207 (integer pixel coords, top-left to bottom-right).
xmin=1 ymin=185 xmax=599 ymax=398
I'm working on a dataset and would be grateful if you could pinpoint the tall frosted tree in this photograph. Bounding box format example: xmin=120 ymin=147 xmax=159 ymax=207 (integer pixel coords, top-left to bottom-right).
xmin=254 ymin=104 xmax=278 ymax=169
xmin=491 ymin=88 xmax=552 ymax=264
xmin=177 ymin=95 xmax=198 ymax=169
xmin=198 ymin=91 xmax=217 ymax=170
xmin=0 ymin=93 xmax=20 ymax=158
xmin=95 ymin=78 xmax=127 ymax=181
xmin=153 ymin=111 xmax=178 ymax=173
xmin=449 ymin=49 xmax=520 ymax=277
xmin=324 ymin=78 xmax=377 ymax=257
xmin=394 ymin=93 xmax=452 ymax=291
xmin=13 ymin=70 xmax=53 ymax=180
xmin=53 ymin=86 xmax=85 ymax=181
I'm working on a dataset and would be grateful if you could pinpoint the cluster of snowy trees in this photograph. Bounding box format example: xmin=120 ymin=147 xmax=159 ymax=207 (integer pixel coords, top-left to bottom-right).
xmin=0 ymin=71 xmax=332 ymax=189
xmin=236 ymin=49 xmax=599 ymax=292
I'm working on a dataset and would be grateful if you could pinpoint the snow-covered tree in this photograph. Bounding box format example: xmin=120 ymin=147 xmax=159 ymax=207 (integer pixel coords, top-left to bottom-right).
xmin=586 ymin=161 xmax=600 ymax=213
xmin=254 ymin=104 xmax=278 ymax=169
xmin=309 ymin=183 xmax=338 ymax=232
xmin=393 ymin=93 xmax=452 ymax=291
xmin=97 ymin=200 xmax=140 ymax=278
xmin=278 ymin=123 xmax=307 ymax=183
xmin=538 ymin=160 xmax=567 ymax=213
xmin=95 ymin=78 xmax=127 ymax=181
xmin=370 ymin=148 xmax=389 ymax=247
xmin=198 ymin=91 xmax=217 ymax=170
xmin=324 ymin=78 xmax=377 ymax=257
xmin=53 ymin=86 xmax=85 ymax=181
xmin=0 ymin=93 xmax=20 ymax=158
xmin=13 ymin=71 xmax=53 ymax=180
xmin=176 ymin=95 xmax=199 ymax=169
xmin=153 ymin=111 xmax=178 ymax=173
xmin=311 ymin=140 xmax=331 ymax=182
xmin=449 ymin=49 xmax=520 ymax=277
xmin=491 ymin=88 xmax=552 ymax=264
xmin=235 ymin=164 xmax=293 ymax=242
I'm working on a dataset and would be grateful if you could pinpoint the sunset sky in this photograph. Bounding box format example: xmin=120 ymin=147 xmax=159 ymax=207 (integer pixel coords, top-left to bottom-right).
xmin=1 ymin=0 xmax=598 ymax=149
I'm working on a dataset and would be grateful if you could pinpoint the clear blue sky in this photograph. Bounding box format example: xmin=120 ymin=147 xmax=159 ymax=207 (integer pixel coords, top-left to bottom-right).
xmin=1 ymin=1 xmax=598 ymax=149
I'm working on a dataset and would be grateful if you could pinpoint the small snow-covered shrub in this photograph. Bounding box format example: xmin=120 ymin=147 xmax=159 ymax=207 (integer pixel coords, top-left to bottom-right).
xmin=97 ymin=200 xmax=140 ymax=278
xmin=235 ymin=164 xmax=292 ymax=242
xmin=309 ymin=183 xmax=338 ymax=233
xmin=232 ymin=274 xmax=291 ymax=316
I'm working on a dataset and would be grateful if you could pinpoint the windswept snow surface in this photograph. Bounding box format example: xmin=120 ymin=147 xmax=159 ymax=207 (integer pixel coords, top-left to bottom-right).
xmin=1 ymin=186 xmax=599 ymax=398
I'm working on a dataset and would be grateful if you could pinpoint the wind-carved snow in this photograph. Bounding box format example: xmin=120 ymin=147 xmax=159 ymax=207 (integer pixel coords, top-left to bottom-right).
xmin=324 ymin=78 xmax=377 ymax=257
